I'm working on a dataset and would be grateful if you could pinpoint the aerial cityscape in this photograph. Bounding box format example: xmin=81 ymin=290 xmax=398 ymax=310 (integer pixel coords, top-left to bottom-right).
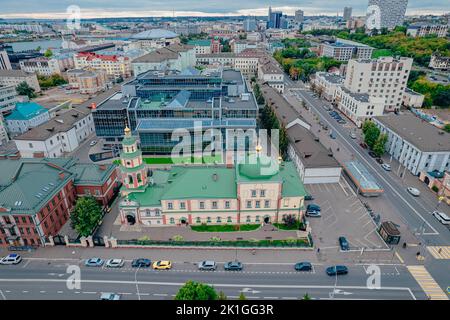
xmin=0 ymin=0 xmax=449 ymax=306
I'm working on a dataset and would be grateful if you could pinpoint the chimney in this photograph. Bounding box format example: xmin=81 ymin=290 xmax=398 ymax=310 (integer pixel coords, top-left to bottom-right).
xmin=91 ymin=102 xmax=97 ymax=110
xmin=59 ymin=172 xmax=65 ymax=180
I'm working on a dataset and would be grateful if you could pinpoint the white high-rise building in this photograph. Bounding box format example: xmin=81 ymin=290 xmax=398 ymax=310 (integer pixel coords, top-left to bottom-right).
xmin=344 ymin=56 xmax=413 ymax=112
xmin=295 ymin=10 xmax=304 ymax=23
xmin=366 ymin=0 xmax=408 ymax=30
xmin=0 ymin=51 xmax=12 ymax=70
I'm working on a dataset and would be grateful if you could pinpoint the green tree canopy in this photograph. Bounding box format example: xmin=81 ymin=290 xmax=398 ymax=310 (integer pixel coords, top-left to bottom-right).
xmin=44 ymin=48 xmax=53 ymax=58
xmin=70 ymin=196 xmax=102 ymax=237
xmin=373 ymin=133 xmax=388 ymax=157
xmin=239 ymin=292 xmax=247 ymax=300
xmin=16 ymin=81 xmax=36 ymax=98
xmin=362 ymin=121 xmax=381 ymax=149
xmin=175 ymin=281 xmax=218 ymax=300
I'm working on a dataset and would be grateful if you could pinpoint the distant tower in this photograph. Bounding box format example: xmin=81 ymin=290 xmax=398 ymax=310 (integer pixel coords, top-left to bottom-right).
xmin=119 ymin=126 xmax=148 ymax=196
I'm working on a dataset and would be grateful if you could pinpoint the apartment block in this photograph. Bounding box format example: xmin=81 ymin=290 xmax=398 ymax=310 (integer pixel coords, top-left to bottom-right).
xmin=429 ymin=52 xmax=450 ymax=70
xmin=320 ymin=38 xmax=374 ymax=62
xmin=74 ymin=52 xmax=132 ymax=79
xmin=19 ymin=57 xmax=61 ymax=76
xmin=0 ymin=70 xmax=41 ymax=93
xmin=0 ymin=50 xmax=12 ymax=70
xmin=66 ymin=69 xmax=108 ymax=94
xmin=344 ymin=56 xmax=413 ymax=112
xmin=407 ymin=24 xmax=449 ymax=38
xmin=0 ymin=85 xmax=18 ymax=114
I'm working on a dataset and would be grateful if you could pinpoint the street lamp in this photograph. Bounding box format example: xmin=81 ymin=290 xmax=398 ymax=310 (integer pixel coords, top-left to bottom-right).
xmin=135 ymin=265 xmax=141 ymax=300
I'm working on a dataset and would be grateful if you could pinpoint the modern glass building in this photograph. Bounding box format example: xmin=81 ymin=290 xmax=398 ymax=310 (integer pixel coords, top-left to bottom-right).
xmin=93 ymin=67 xmax=258 ymax=155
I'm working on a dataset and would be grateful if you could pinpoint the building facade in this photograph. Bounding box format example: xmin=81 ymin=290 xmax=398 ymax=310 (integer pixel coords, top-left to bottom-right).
xmin=312 ymin=72 xmax=344 ymax=101
xmin=0 ymin=70 xmax=41 ymax=93
xmin=0 ymin=85 xmax=18 ymax=115
xmin=403 ymin=88 xmax=425 ymax=108
xmin=0 ymin=50 xmax=12 ymax=70
xmin=406 ymin=24 xmax=448 ymax=38
xmin=74 ymin=52 xmax=132 ymax=79
xmin=320 ymin=39 xmax=374 ymax=62
xmin=19 ymin=57 xmax=61 ymax=76
xmin=66 ymin=69 xmax=108 ymax=94
xmin=373 ymin=114 xmax=450 ymax=175
xmin=344 ymin=57 xmax=413 ymax=112
xmin=5 ymin=102 xmax=50 ymax=134
xmin=429 ymin=53 xmax=450 ymax=70
xmin=0 ymin=158 xmax=118 ymax=247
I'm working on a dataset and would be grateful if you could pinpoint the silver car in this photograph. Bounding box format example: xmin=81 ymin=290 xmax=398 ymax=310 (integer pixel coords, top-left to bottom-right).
xmin=105 ymin=259 xmax=125 ymax=268
xmin=407 ymin=187 xmax=420 ymax=197
xmin=198 ymin=260 xmax=217 ymax=271
xmin=100 ymin=293 xmax=121 ymax=300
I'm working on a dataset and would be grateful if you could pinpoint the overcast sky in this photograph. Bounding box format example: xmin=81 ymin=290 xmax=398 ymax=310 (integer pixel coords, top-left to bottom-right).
xmin=0 ymin=0 xmax=448 ymax=19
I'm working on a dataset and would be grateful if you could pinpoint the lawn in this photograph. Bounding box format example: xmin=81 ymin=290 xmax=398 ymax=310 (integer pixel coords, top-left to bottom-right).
xmin=273 ymin=222 xmax=305 ymax=230
xmin=191 ymin=224 xmax=261 ymax=232
xmin=372 ymin=49 xmax=393 ymax=58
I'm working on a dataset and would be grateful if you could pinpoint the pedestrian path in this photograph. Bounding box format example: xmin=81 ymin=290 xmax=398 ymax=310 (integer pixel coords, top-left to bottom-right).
xmin=426 ymin=246 xmax=450 ymax=260
xmin=407 ymin=265 xmax=448 ymax=300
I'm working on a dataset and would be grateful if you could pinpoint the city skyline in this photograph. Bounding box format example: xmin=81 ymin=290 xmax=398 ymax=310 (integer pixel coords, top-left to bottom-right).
xmin=0 ymin=0 xmax=448 ymax=19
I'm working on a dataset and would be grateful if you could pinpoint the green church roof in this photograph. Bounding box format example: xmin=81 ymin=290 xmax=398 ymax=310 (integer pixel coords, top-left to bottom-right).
xmin=6 ymin=102 xmax=48 ymax=121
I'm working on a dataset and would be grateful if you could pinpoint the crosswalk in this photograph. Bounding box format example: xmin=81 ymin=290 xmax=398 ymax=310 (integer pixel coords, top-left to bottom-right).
xmin=407 ymin=265 xmax=449 ymax=300
xmin=427 ymin=246 xmax=450 ymax=260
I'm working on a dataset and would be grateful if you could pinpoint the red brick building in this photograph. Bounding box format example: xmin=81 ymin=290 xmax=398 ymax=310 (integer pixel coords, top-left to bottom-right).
xmin=0 ymin=158 xmax=118 ymax=247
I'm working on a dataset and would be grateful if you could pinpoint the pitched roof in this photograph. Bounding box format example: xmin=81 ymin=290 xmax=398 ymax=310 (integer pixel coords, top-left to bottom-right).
xmin=5 ymin=102 xmax=48 ymax=121
xmin=132 ymin=29 xmax=178 ymax=40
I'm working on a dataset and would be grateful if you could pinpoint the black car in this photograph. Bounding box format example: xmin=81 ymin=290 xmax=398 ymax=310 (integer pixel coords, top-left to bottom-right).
xmin=304 ymin=194 xmax=314 ymax=201
xmin=131 ymin=258 xmax=151 ymax=268
xmin=224 ymin=261 xmax=243 ymax=271
xmin=376 ymin=158 xmax=383 ymax=164
xmin=368 ymin=151 xmax=377 ymax=158
xmin=326 ymin=265 xmax=348 ymax=276
xmin=338 ymin=237 xmax=350 ymax=251
xmin=294 ymin=262 xmax=312 ymax=271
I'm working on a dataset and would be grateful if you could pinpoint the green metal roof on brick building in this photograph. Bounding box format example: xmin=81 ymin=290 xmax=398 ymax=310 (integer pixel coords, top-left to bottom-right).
xmin=187 ymin=39 xmax=211 ymax=47
xmin=5 ymin=102 xmax=48 ymax=121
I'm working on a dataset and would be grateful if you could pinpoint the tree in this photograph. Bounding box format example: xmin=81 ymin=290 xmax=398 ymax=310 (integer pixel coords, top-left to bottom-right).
xmin=302 ymin=293 xmax=311 ymax=300
xmin=362 ymin=121 xmax=380 ymax=149
xmin=238 ymin=292 xmax=247 ymax=300
xmin=282 ymin=214 xmax=298 ymax=228
xmin=44 ymin=48 xmax=53 ymax=58
xmin=279 ymin=125 xmax=289 ymax=159
xmin=217 ymin=291 xmax=227 ymax=300
xmin=70 ymin=196 xmax=102 ymax=237
xmin=444 ymin=124 xmax=450 ymax=133
xmin=175 ymin=281 xmax=218 ymax=300
xmin=373 ymin=133 xmax=388 ymax=157
xmin=16 ymin=81 xmax=36 ymax=98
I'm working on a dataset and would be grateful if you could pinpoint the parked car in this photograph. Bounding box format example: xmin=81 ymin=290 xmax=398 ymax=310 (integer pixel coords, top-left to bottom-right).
xmin=339 ymin=237 xmax=350 ymax=251
xmin=381 ymin=163 xmax=391 ymax=171
xmin=326 ymin=265 xmax=348 ymax=276
xmin=368 ymin=151 xmax=377 ymax=158
xmin=85 ymin=258 xmax=104 ymax=267
xmin=337 ymin=119 xmax=346 ymax=124
xmin=376 ymin=158 xmax=384 ymax=164
xmin=152 ymin=260 xmax=172 ymax=270
xmin=0 ymin=254 xmax=22 ymax=265
xmin=224 ymin=261 xmax=243 ymax=271
xmin=294 ymin=262 xmax=312 ymax=272
xmin=306 ymin=210 xmax=321 ymax=218
xmin=100 ymin=293 xmax=121 ymax=300
xmin=306 ymin=204 xmax=321 ymax=214
xmin=407 ymin=187 xmax=421 ymax=197
xmin=304 ymin=194 xmax=314 ymax=201
xmin=330 ymin=132 xmax=336 ymax=139
xmin=131 ymin=258 xmax=151 ymax=268
xmin=89 ymin=140 xmax=97 ymax=147
xmin=106 ymin=259 xmax=124 ymax=268
xmin=432 ymin=211 xmax=450 ymax=225
xmin=349 ymin=131 xmax=357 ymax=139
xmin=360 ymin=142 xmax=368 ymax=149
xmin=198 ymin=260 xmax=217 ymax=271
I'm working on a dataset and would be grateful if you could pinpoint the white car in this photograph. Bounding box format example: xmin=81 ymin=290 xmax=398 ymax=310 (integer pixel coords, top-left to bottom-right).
xmin=432 ymin=211 xmax=450 ymax=225
xmin=407 ymin=187 xmax=421 ymax=197
xmin=100 ymin=293 xmax=121 ymax=300
xmin=381 ymin=163 xmax=391 ymax=171
xmin=89 ymin=140 xmax=97 ymax=147
xmin=0 ymin=254 xmax=22 ymax=265
xmin=349 ymin=131 xmax=357 ymax=139
xmin=105 ymin=259 xmax=124 ymax=268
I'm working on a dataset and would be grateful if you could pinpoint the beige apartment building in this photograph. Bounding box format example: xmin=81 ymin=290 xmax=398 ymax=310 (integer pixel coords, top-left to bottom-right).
xmin=67 ymin=69 xmax=108 ymax=94
xmin=0 ymin=69 xmax=41 ymax=93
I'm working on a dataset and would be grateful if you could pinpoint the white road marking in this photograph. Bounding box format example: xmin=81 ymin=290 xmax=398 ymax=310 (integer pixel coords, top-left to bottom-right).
xmin=153 ymin=293 xmax=168 ymax=296
xmin=0 ymin=290 xmax=6 ymax=300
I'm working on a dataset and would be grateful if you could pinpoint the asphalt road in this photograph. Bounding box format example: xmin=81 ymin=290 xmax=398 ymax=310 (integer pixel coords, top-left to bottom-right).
xmin=0 ymin=259 xmax=426 ymax=300
xmin=291 ymin=88 xmax=450 ymax=247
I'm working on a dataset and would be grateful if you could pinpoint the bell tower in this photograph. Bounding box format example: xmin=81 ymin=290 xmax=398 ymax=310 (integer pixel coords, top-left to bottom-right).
xmin=119 ymin=126 xmax=147 ymax=195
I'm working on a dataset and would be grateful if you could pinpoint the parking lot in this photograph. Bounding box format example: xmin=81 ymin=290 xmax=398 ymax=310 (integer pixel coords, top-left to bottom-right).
xmin=305 ymin=182 xmax=388 ymax=252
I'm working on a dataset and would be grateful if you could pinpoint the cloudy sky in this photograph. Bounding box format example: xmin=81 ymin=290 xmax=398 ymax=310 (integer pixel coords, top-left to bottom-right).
xmin=0 ymin=0 xmax=448 ymax=19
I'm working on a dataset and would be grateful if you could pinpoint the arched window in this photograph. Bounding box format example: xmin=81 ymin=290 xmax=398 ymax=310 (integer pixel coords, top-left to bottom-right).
xmin=128 ymin=175 xmax=133 ymax=184
xmin=227 ymin=216 xmax=232 ymax=223
xmin=246 ymin=215 xmax=251 ymax=223
xmin=137 ymin=173 xmax=142 ymax=183
xmin=216 ymin=217 xmax=222 ymax=223
xmin=169 ymin=217 xmax=175 ymax=224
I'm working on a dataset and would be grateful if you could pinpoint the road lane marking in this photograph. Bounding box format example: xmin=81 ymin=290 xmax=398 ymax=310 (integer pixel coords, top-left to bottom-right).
xmin=296 ymin=90 xmax=439 ymax=235
xmin=395 ymin=252 xmax=405 ymax=264
xmin=407 ymin=265 xmax=448 ymax=300
xmin=0 ymin=290 xmax=6 ymax=300
xmin=427 ymin=246 xmax=450 ymax=260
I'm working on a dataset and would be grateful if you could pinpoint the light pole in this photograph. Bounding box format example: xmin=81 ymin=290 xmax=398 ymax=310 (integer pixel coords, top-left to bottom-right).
xmin=135 ymin=265 xmax=141 ymax=300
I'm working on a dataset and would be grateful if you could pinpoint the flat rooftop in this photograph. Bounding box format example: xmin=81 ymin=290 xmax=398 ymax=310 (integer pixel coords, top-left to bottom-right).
xmin=374 ymin=113 xmax=450 ymax=152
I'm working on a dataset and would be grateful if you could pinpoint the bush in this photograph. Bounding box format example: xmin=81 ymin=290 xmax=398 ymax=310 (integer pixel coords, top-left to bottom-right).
xmin=431 ymin=185 xmax=439 ymax=193
xmin=172 ymin=235 xmax=184 ymax=241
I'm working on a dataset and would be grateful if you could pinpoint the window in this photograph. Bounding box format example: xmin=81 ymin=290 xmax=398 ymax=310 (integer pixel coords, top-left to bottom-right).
xmin=199 ymin=201 xmax=205 ymax=209
xmin=216 ymin=217 xmax=222 ymax=223
xmin=84 ymin=189 xmax=91 ymax=195
xmin=207 ymin=217 xmax=211 ymax=223
xmin=28 ymin=143 xmax=33 ymax=148
xmin=94 ymin=189 xmax=101 ymax=196
xmin=167 ymin=202 xmax=173 ymax=210
xmin=227 ymin=216 xmax=232 ymax=223
xmin=260 ymin=190 xmax=266 ymax=197
xmin=246 ymin=201 xmax=252 ymax=208
xmin=212 ymin=201 xmax=218 ymax=209
xmin=251 ymin=190 xmax=257 ymax=197
xmin=180 ymin=202 xmax=186 ymax=210
xmin=225 ymin=201 xmax=230 ymax=209
xmin=255 ymin=215 xmax=260 ymax=222
xmin=196 ymin=217 xmax=201 ymax=224
xmin=255 ymin=201 xmax=260 ymax=208
xmin=246 ymin=216 xmax=251 ymax=223
xmin=169 ymin=217 xmax=175 ymax=224
xmin=264 ymin=200 xmax=270 ymax=208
